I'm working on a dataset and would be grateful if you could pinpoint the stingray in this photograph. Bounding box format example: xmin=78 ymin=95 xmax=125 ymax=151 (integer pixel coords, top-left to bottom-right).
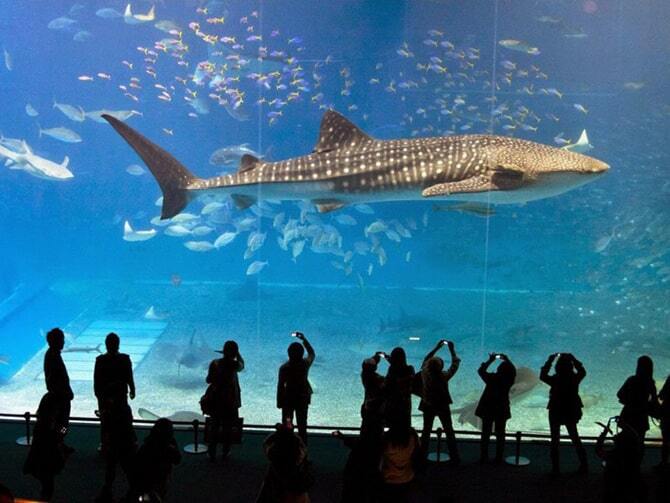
xmin=177 ymin=329 xmax=213 ymax=375
xmin=138 ymin=407 xmax=205 ymax=423
xmin=452 ymin=366 xmax=539 ymax=430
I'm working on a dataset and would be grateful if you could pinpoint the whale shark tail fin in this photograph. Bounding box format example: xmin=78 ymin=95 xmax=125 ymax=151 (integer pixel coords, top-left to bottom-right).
xmin=103 ymin=114 xmax=196 ymax=219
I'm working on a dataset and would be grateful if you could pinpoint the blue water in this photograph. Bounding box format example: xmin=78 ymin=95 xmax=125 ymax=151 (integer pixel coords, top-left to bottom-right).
xmin=0 ymin=0 xmax=668 ymax=433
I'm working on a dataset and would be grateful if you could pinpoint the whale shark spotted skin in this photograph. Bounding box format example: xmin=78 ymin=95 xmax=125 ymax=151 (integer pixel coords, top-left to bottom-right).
xmin=103 ymin=110 xmax=609 ymax=219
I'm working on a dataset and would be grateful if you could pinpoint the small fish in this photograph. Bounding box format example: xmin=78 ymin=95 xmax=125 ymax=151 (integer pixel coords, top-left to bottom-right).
xmin=573 ymin=103 xmax=588 ymax=114
xmin=25 ymin=104 xmax=39 ymax=117
xmin=214 ymin=232 xmax=237 ymax=248
xmin=96 ymin=7 xmax=122 ymax=19
xmin=126 ymin=164 xmax=145 ymax=176
xmin=3 ymin=47 xmax=12 ymax=71
xmin=165 ymin=225 xmax=191 ymax=237
xmin=246 ymin=260 xmax=268 ymax=275
xmin=38 ymin=125 xmax=82 ymax=143
xmin=498 ymin=39 xmax=540 ymax=55
xmin=78 ymin=75 xmax=94 ymax=81
xmin=184 ymin=241 xmax=215 ymax=252
xmin=73 ymin=30 xmax=93 ymax=43
xmin=623 ymin=81 xmax=645 ymax=91
xmin=53 ymin=101 xmax=86 ymax=122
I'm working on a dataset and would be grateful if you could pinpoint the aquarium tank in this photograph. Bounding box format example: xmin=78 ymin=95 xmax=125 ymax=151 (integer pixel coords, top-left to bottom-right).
xmin=0 ymin=0 xmax=668 ymax=436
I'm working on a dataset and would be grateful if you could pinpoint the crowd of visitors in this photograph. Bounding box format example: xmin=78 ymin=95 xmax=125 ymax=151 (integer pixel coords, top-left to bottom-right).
xmin=9 ymin=327 xmax=670 ymax=502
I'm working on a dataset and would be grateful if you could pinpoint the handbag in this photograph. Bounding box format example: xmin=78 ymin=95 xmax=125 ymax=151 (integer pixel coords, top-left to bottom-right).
xmin=200 ymin=385 xmax=216 ymax=416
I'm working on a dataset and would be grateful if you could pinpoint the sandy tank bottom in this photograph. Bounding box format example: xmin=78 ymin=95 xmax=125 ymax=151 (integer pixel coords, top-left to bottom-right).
xmin=0 ymin=279 xmax=666 ymax=437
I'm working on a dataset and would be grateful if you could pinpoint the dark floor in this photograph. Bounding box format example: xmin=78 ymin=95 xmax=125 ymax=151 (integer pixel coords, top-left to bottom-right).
xmin=0 ymin=421 xmax=667 ymax=503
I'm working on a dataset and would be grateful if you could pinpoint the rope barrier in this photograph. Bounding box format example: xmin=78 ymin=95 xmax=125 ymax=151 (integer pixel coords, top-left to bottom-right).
xmin=0 ymin=412 xmax=662 ymax=444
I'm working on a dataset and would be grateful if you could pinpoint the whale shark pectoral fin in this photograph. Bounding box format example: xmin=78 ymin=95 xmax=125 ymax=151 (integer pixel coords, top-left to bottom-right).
xmin=313 ymin=199 xmax=346 ymax=213
xmin=314 ymin=110 xmax=372 ymax=154
xmin=231 ymin=194 xmax=256 ymax=209
xmin=422 ymin=175 xmax=492 ymax=197
xmin=490 ymin=164 xmax=528 ymax=190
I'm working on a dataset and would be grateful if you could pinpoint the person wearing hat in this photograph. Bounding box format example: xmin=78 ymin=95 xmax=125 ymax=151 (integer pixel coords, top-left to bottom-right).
xmin=206 ymin=340 xmax=244 ymax=461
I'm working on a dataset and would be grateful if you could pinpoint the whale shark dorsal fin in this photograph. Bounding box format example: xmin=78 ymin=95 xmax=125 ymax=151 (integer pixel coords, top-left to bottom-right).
xmin=124 ymin=4 xmax=132 ymax=17
xmin=239 ymin=154 xmax=259 ymax=173
xmin=314 ymin=110 xmax=372 ymax=153
xmin=124 ymin=220 xmax=133 ymax=235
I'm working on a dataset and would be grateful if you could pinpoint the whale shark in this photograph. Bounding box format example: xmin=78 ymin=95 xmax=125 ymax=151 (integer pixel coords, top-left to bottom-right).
xmin=103 ymin=110 xmax=609 ymax=220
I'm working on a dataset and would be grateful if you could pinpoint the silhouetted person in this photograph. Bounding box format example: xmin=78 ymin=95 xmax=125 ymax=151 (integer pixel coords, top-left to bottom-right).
xmin=94 ymin=332 xmax=135 ymax=442
xmin=94 ymin=334 xmax=137 ymax=502
xmin=596 ymin=417 xmax=646 ymax=503
xmin=384 ymin=347 xmax=415 ymax=431
xmin=540 ymin=353 xmax=587 ymax=474
xmin=475 ymin=353 xmax=516 ymax=463
xmin=333 ymin=429 xmax=382 ymax=503
xmin=659 ymin=374 xmax=670 ymax=466
xmin=23 ymin=393 xmax=68 ymax=501
xmin=205 ymin=340 xmax=244 ymax=461
xmin=379 ymin=425 xmax=422 ymax=503
xmin=44 ymin=328 xmax=73 ymax=438
xmin=617 ymin=355 xmax=658 ymax=442
xmin=277 ymin=332 xmax=315 ymax=444
xmin=128 ymin=418 xmax=181 ymax=502
xmin=419 ymin=340 xmax=460 ymax=464
xmin=256 ymin=420 xmax=312 ymax=503
xmin=360 ymin=353 xmax=386 ymax=440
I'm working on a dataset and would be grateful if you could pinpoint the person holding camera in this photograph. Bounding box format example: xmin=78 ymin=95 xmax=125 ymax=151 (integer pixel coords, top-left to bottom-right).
xmin=204 ymin=340 xmax=245 ymax=461
xmin=540 ymin=352 xmax=588 ymax=474
xmin=384 ymin=347 xmax=415 ymax=432
xmin=475 ymin=353 xmax=517 ymax=464
xmin=360 ymin=352 xmax=387 ymax=440
xmin=277 ymin=332 xmax=315 ymax=444
xmin=419 ymin=340 xmax=461 ymax=464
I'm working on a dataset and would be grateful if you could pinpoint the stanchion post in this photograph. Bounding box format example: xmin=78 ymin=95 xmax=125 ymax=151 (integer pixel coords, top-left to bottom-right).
xmin=505 ymin=430 xmax=530 ymax=466
xmin=16 ymin=411 xmax=32 ymax=446
xmin=184 ymin=419 xmax=207 ymax=454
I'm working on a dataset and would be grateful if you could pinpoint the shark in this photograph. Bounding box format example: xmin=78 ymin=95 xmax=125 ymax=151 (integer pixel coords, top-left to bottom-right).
xmin=102 ymin=110 xmax=609 ymax=220
xmin=0 ymin=141 xmax=73 ymax=180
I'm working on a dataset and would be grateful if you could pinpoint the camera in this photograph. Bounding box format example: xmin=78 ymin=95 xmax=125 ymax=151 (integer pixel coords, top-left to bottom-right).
xmin=291 ymin=331 xmax=300 ymax=338
xmin=441 ymin=340 xmax=449 ymax=346
xmin=376 ymin=351 xmax=387 ymax=359
xmin=495 ymin=354 xmax=502 ymax=360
